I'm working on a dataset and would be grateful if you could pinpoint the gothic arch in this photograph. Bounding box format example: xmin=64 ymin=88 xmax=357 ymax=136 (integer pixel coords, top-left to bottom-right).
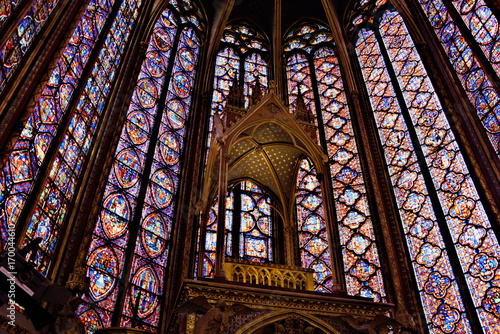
xmin=200 ymin=93 xmax=328 ymax=217
xmin=234 ymin=310 xmax=340 ymax=334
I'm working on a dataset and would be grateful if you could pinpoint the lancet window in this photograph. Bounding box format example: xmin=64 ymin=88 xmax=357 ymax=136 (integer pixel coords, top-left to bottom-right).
xmin=295 ymin=158 xmax=332 ymax=292
xmin=1 ymin=0 xmax=142 ymax=274
xmin=0 ymin=0 xmax=60 ymax=92
xmin=351 ymin=1 xmax=500 ymax=332
xmin=285 ymin=22 xmax=386 ymax=299
xmin=208 ymin=23 xmax=269 ymax=151
xmin=417 ymin=0 xmax=500 ymax=155
xmin=77 ymin=1 xmax=204 ymax=332
xmin=201 ymin=181 xmax=274 ymax=278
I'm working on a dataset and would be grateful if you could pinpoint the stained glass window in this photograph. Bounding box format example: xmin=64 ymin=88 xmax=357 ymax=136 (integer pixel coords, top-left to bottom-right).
xmin=0 ymin=0 xmax=129 ymax=250
xmin=450 ymin=0 xmax=500 ymax=74
xmin=355 ymin=4 xmax=500 ymax=333
xmin=295 ymin=158 xmax=332 ymax=292
xmin=78 ymin=1 xmax=203 ymax=332
xmin=237 ymin=181 xmax=273 ymax=262
xmin=196 ymin=24 xmax=270 ymax=274
xmin=201 ymin=181 xmax=273 ymax=278
xmin=202 ymin=195 xmax=233 ymax=278
xmin=209 ymin=46 xmax=239 ymax=146
xmin=285 ymin=23 xmax=386 ymax=299
xmin=0 ymin=0 xmax=21 ymax=27
xmin=22 ymin=0 xmax=142 ymax=275
xmin=0 ymin=0 xmax=60 ymax=92
xmin=243 ymin=52 xmax=267 ymax=107
xmin=286 ymin=54 xmax=317 ymax=121
xmin=203 ymin=200 xmax=219 ymax=278
xmin=418 ymin=0 xmax=500 ymax=155
xmin=208 ymin=24 xmax=268 ymax=152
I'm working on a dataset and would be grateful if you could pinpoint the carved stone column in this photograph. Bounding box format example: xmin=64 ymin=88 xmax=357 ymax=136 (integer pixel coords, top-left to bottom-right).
xmin=197 ymin=213 xmax=210 ymax=278
xmin=272 ymin=0 xmax=283 ymax=100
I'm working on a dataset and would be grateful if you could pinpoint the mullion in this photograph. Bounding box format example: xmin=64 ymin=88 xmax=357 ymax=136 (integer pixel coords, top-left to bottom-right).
xmin=440 ymin=0 xmax=500 ymax=93
xmin=372 ymin=18 xmax=484 ymax=333
xmin=109 ymin=12 xmax=183 ymax=326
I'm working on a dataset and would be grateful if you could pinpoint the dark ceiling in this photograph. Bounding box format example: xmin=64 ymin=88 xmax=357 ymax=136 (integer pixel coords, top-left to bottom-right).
xmin=199 ymin=0 xmax=352 ymax=42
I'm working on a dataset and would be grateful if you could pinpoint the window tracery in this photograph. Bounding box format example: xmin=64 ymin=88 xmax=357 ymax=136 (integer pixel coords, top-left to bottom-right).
xmin=201 ymin=181 xmax=274 ymax=278
xmin=1 ymin=0 xmax=142 ymax=272
xmin=295 ymin=158 xmax=332 ymax=292
xmin=0 ymin=0 xmax=499 ymax=332
xmin=201 ymin=195 xmax=233 ymax=278
xmin=418 ymin=0 xmax=500 ymax=155
xmin=353 ymin=2 xmax=500 ymax=331
xmin=285 ymin=22 xmax=386 ymax=299
xmin=0 ymin=0 xmax=60 ymax=92
xmin=207 ymin=23 xmax=268 ymax=153
xmin=77 ymin=1 xmax=204 ymax=331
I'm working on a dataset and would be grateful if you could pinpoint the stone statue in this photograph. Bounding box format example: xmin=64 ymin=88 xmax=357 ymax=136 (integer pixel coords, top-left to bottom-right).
xmin=177 ymin=297 xmax=252 ymax=334
xmin=193 ymin=300 xmax=228 ymax=334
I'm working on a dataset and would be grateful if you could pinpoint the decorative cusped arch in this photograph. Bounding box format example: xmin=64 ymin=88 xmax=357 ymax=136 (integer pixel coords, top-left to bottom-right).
xmin=201 ymin=90 xmax=328 ymax=218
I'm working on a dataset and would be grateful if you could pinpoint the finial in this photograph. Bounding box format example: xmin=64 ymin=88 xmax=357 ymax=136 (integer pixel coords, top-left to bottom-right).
xmin=250 ymin=75 xmax=263 ymax=105
xmin=226 ymin=71 xmax=244 ymax=107
xmin=294 ymin=86 xmax=314 ymax=124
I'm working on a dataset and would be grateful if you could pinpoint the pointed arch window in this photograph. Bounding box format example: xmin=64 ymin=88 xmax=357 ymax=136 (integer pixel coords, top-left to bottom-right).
xmin=208 ymin=24 xmax=269 ymax=151
xmin=284 ymin=22 xmax=386 ymax=300
xmin=76 ymin=2 xmax=204 ymax=332
xmin=417 ymin=0 xmax=500 ymax=155
xmin=201 ymin=181 xmax=274 ymax=278
xmin=196 ymin=23 xmax=271 ymax=278
xmin=0 ymin=0 xmax=60 ymax=92
xmin=352 ymin=2 xmax=500 ymax=332
xmin=1 ymin=0 xmax=142 ymax=273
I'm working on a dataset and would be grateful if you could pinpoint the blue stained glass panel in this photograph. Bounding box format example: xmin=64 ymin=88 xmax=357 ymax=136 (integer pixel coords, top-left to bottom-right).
xmin=418 ymin=0 xmax=500 ymax=155
xmin=379 ymin=10 xmax=500 ymax=333
xmin=24 ymin=0 xmax=141 ymax=275
xmin=238 ymin=181 xmax=273 ymax=262
xmin=1 ymin=0 xmax=117 ymax=250
xmin=0 ymin=0 xmax=60 ymax=92
xmin=451 ymin=0 xmax=500 ymax=74
xmin=79 ymin=7 xmax=177 ymax=331
xmin=121 ymin=26 xmax=200 ymax=329
xmin=356 ymin=22 xmax=473 ymax=334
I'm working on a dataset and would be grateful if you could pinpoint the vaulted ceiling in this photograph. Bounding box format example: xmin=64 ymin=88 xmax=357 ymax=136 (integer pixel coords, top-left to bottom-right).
xmin=199 ymin=0 xmax=352 ymax=41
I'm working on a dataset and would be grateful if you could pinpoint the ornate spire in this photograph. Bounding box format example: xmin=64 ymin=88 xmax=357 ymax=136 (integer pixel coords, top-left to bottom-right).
xmin=293 ymin=88 xmax=317 ymax=140
xmin=250 ymin=75 xmax=263 ymax=106
xmin=222 ymin=71 xmax=246 ymax=128
xmin=226 ymin=71 xmax=244 ymax=108
xmin=293 ymin=88 xmax=314 ymax=124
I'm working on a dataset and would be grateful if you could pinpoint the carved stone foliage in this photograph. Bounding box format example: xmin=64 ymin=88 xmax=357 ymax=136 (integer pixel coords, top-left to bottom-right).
xmin=169 ymin=281 xmax=418 ymax=333
xmin=267 ymin=315 xmax=322 ymax=334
